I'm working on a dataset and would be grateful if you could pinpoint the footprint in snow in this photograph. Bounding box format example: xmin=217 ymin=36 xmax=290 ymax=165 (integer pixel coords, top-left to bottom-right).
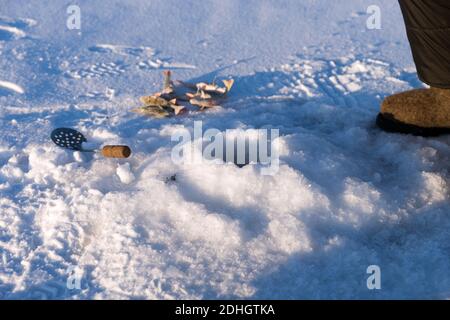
xmin=0 ymin=16 xmax=36 ymax=41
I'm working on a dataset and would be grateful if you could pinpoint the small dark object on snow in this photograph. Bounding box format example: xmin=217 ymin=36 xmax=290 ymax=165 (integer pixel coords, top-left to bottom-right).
xmin=165 ymin=174 xmax=177 ymax=183
xmin=51 ymin=128 xmax=87 ymax=151
xmin=51 ymin=128 xmax=131 ymax=158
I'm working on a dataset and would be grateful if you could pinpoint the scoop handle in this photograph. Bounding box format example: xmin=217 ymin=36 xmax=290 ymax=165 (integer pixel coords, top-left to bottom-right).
xmin=101 ymin=146 xmax=131 ymax=158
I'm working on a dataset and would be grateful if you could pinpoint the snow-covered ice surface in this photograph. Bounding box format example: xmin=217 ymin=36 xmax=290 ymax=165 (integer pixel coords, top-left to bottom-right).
xmin=1 ymin=0 xmax=449 ymax=299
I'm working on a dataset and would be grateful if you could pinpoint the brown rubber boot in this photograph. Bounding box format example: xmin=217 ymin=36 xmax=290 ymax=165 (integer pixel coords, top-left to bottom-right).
xmin=377 ymin=87 xmax=450 ymax=136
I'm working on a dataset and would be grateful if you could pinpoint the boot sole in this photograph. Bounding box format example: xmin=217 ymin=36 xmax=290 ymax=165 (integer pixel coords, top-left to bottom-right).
xmin=376 ymin=113 xmax=450 ymax=137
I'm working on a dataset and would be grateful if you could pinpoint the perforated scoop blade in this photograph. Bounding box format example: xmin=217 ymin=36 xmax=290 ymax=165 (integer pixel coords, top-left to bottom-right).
xmin=51 ymin=128 xmax=88 ymax=151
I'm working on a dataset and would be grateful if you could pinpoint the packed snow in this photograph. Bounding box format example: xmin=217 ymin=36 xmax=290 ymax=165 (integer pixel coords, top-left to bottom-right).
xmin=0 ymin=0 xmax=449 ymax=299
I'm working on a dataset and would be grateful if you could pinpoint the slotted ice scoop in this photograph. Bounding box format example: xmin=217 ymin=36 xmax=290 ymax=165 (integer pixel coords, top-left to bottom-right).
xmin=51 ymin=128 xmax=131 ymax=158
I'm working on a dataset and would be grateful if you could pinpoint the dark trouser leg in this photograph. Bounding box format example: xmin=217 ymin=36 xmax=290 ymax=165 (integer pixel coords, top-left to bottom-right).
xmin=399 ymin=0 xmax=450 ymax=88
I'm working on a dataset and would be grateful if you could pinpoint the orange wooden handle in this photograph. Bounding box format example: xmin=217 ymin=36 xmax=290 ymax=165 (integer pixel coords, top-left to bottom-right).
xmin=101 ymin=146 xmax=131 ymax=158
